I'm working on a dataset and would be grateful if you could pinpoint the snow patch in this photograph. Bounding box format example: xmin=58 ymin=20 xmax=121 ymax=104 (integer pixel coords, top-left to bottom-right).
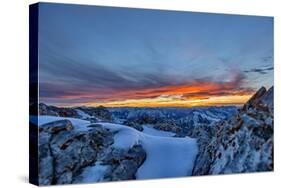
xmin=75 ymin=163 xmax=110 ymax=183
xmin=137 ymin=135 xmax=197 ymax=179
xmin=94 ymin=122 xmax=198 ymax=179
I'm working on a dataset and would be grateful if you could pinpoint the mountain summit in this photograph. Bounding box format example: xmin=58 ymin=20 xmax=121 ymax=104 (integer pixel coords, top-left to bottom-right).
xmin=193 ymin=86 xmax=273 ymax=175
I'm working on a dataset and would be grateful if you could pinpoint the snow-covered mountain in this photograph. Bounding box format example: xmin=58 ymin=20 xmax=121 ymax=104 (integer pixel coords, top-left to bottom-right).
xmin=36 ymin=103 xmax=238 ymax=136
xmin=193 ymin=86 xmax=273 ymax=175
xmin=108 ymin=106 xmax=237 ymax=137
xmin=31 ymin=86 xmax=273 ymax=185
xmin=109 ymin=106 xmax=237 ymax=125
xmin=32 ymin=115 xmax=198 ymax=185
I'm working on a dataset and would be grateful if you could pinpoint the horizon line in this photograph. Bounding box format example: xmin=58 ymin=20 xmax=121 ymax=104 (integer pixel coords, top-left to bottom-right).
xmin=39 ymin=102 xmax=243 ymax=109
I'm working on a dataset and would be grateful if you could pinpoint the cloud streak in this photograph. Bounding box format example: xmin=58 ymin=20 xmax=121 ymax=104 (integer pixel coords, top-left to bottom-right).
xmin=244 ymin=66 xmax=273 ymax=75
xmin=40 ymin=68 xmax=255 ymax=107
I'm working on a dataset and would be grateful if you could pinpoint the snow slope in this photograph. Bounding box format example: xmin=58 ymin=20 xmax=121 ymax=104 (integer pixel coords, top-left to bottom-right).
xmin=94 ymin=122 xmax=198 ymax=179
xmin=36 ymin=116 xmax=198 ymax=180
xmin=137 ymin=136 xmax=197 ymax=179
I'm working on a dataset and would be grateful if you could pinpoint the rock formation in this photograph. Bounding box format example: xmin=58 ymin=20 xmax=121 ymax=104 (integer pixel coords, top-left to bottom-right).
xmin=38 ymin=120 xmax=146 ymax=185
xmin=192 ymin=86 xmax=273 ymax=175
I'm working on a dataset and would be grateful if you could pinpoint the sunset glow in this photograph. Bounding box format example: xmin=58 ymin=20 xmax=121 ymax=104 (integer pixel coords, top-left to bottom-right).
xmin=85 ymin=94 xmax=253 ymax=107
xmin=71 ymin=80 xmax=255 ymax=107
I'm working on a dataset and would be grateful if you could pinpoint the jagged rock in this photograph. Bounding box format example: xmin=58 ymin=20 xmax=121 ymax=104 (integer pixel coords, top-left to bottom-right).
xmin=38 ymin=120 xmax=146 ymax=185
xmin=154 ymin=121 xmax=182 ymax=134
xmin=241 ymin=86 xmax=273 ymax=113
xmin=38 ymin=120 xmax=74 ymax=185
xmin=38 ymin=103 xmax=59 ymax=116
xmin=39 ymin=119 xmax=74 ymax=134
xmin=93 ymin=106 xmax=113 ymax=121
xmin=123 ymin=121 xmax=144 ymax=131
xmin=39 ymin=121 xmax=113 ymax=185
xmin=38 ymin=103 xmax=114 ymax=122
xmin=260 ymin=87 xmax=273 ymax=109
xmin=39 ymin=103 xmax=79 ymax=117
xmin=77 ymin=106 xmax=113 ymax=122
xmin=102 ymin=145 xmax=146 ymax=181
xmin=110 ymin=160 xmax=139 ymax=180
xmin=242 ymin=87 xmax=267 ymax=110
xmin=38 ymin=134 xmax=54 ymax=185
xmin=192 ymin=86 xmax=274 ymax=175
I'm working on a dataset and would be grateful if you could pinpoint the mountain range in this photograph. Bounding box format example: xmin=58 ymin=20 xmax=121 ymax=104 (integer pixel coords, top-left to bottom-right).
xmin=30 ymin=86 xmax=273 ymax=185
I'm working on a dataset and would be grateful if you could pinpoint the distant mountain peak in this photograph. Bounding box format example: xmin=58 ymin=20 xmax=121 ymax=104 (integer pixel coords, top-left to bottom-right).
xmin=242 ymin=86 xmax=273 ymax=113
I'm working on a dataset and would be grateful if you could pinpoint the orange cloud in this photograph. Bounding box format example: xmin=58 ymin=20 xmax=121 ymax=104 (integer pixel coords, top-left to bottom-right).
xmin=57 ymin=72 xmax=255 ymax=107
xmin=84 ymin=81 xmax=254 ymax=107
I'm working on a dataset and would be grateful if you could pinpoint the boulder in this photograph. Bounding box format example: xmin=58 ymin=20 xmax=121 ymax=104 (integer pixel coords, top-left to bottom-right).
xmin=102 ymin=145 xmax=146 ymax=181
xmin=38 ymin=121 xmax=146 ymax=185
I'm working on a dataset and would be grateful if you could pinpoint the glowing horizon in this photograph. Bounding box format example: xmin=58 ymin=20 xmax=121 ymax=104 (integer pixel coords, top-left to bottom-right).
xmin=83 ymin=94 xmax=253 ymax=108
xmin=49 ymin=93 xmax=253 ymax=108
xmin=42 ymin=79 xmax=256 ymax=107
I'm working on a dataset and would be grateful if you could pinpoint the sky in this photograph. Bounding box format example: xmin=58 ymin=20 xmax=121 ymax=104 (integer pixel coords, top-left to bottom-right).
xmin=38 ymin=3 xmax=273 ymax=107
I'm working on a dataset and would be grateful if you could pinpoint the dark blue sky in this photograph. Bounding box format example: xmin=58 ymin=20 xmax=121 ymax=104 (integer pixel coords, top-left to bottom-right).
xmin=38 ymin=3 xmax=273 ymax=107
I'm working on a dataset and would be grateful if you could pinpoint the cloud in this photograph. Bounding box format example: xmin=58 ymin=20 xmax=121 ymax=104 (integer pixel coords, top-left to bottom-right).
xmin=138 ymin=72 xmax=253 ymax=101
xmin=243 ymin=55 xmax=273 ymax=75
xmin=40 ymin=67 xmax=255 ymax=107
xmin=39 ymin=46 xmax=188 ymax=93
xmin=39 ymin=46 xmax=256 ymax=106
xmin=261 ymin=55 xmax=273 ymax=62
xmin=244 ymin=66 xmax=273 ymax=75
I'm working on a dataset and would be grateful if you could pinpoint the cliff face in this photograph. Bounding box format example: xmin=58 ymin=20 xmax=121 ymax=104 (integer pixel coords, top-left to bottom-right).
xmin=193 ymin=87 xmax=273 ymax=175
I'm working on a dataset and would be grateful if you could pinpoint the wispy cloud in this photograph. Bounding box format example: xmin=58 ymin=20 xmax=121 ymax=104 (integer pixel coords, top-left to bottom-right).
xmin=261 ymin=55 xmax=273 ymax=62
xmin=244 ymin=66 xmax=273 ymax=75
xmin=40 ymin=69 xmax=255 ymax=107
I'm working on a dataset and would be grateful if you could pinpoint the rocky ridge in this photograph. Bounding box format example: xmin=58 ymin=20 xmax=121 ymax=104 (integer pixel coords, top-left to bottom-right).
xmin=38 ymin=103 xmax=113 ymax=122
xmin=192 ymin=86 xmax=273 ymax=175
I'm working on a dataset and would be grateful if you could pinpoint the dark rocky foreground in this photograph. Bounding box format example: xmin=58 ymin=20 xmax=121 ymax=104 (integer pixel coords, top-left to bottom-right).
xmin=38 ymin=121 xmax=146 ymax=185
xmin=35 ymin=86 xmax=273 ymax=185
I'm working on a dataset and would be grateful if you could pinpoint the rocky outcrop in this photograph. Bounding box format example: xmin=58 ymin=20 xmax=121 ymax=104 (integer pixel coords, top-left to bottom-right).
xmin=123 ymin=121 xmax=144 ymax=131
xmin=38 ymin=120 xmax=146 ymax=185
xmin=91 ymin=106 xmax=113 ymax=122
xmin=153 ymin=121 xmax=183 ymax=135
xmin=38 ymin=103 xmax=79 ymax=117
xmin=37 ymin=103 xmax=113 ymax=122
xmin=102 ymin=145 xmax=146 ymax=181
xmin=76 ymin=106 xmax=113 ymax=122
xmin=192 ymin=86 xmax=273 ymax=175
